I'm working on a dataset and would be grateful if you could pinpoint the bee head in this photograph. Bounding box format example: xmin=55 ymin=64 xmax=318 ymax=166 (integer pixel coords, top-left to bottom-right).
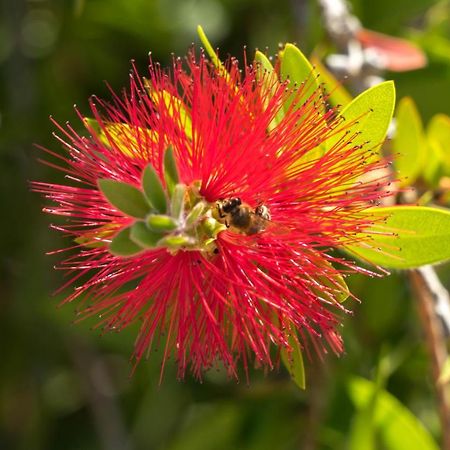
xmin=222 ymin=197 xmax=242 ymax=213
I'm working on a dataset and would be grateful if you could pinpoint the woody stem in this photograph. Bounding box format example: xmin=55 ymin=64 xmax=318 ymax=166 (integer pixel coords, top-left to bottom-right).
xmin=409 ymin=267 xmax=450 ymax=450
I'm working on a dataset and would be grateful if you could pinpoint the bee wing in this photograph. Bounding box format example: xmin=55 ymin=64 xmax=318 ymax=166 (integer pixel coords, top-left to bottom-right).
xmin=249 ymin=212 xmax=291 ymax=236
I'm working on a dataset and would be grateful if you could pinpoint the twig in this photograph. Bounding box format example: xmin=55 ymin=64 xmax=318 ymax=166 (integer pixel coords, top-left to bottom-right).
xmin=317 ymin=0 xmax=361 ymax=48
xmin=409 ymin=268 xmax=450 ymax=450
xmin=317 ymin=0 xmax=385 ymax=91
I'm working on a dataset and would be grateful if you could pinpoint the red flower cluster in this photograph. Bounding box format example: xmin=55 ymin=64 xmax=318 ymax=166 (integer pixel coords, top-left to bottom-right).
xmin=34 ymin=51 xmax=390 ymax=380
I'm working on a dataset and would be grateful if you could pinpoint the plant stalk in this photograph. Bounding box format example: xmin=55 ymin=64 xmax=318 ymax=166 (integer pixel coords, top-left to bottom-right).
xmin=409 ymin=267 xmax=450 ymax=450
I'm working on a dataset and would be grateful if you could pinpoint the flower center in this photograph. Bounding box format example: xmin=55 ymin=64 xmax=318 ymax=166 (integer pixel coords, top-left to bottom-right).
xmin=140 ymin=181 xmax=226 ymax=255
xmin=94 ymin=151 xmax=229 ymax=257
xmin=95 ymin=151 xmax=270 ymax=257
xmin=100 ymin=180 xmax=227 ymax=257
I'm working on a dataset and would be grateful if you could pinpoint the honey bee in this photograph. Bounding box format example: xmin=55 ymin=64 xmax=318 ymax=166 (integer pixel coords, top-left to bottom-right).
xmin=215 ymin=197 xmax=271 ymax=235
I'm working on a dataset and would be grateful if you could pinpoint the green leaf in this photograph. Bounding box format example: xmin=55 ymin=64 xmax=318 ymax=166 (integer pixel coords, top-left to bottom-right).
xmin=84 ymin=118 xmax=158 ymax=156
xmin=280 ymin=328 xmax=306 ymax=390
xmin=84 ymin=117 xmax=103 ymax=135
xmin=185 ymin=201 xmax=207 ymax=227
xmin=349 ymin=407 xmax=376 ymax=450
xmin=438 ymin=356 xmax=450 ymax=385
xmin=141 ymin=164 xmax=167 ymax=213
xmin=280 ymin=43 xmax=323 ymax=117
xmin=312 ymin=262 xmax=350 ymax=303
xmin=157 ymin=234 xmax=193 ymax=249
xmin=254 ymin=50 xmax=274 ymax=74
xmin=164 ymin=403 xmax=241 ymax=450
xmin=146 ymin=214 xmax=178 ymax=232
xmin=197 ymin=25 xmax=226 ymax=76
xmin=74 ymin=223 xmax=116 ymax=248
xmin=254 ymin=50 xmax=284 ymax=130
xmin=164 ymin=146 xmax=179 ymax=196
xmin=332 ymin=81 xmax=395 ymax=158
xmin=310 ymin=55 xmax=353 ymax=107
xmin=393 ymin=97 xmax=427 ymax=186
xmin=144 ymin=85 xmax=193 ymax=140
xmin=170 ymin=184 xmax=186 ymax=220
xmin=427 ymin=113 xmax=450 ymax=175
xmin=109 ymin=227 xmax=143 ymax=257
xmin=98 ymin=179 xmax=150 ymax=218
xmin=84 ymin=117 xmax=111 ymax=149
xmin=202 ymin=217 xmax=226 ymax=238
xmin=348 ymin=377 xmax=439 ymax=450
xmin=422 ymin=140 xmax=444 ymax=187
xmin=129 ymin=221 xmax=163 ymax=248
xmin=345 ymin=206 xmax=450 ymax=269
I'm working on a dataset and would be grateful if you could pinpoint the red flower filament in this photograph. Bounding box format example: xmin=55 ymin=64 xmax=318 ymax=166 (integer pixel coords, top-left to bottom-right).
xmin=33 ymin=51 xmax=391 ymax=380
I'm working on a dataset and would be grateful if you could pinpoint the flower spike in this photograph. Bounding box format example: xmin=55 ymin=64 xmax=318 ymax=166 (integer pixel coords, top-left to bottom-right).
xmin=33 ymin=42 xmax=393 ymax=381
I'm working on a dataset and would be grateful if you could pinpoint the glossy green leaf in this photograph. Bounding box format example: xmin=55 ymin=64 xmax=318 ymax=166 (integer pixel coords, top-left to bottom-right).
xmin=164 ymin=146 xmax=179 ymax=196
xmin=146 ymin=214 xmax=178 ymax=232
xmin=109 ymin=226 xmax=143 ymax=257
xmin=393 ymin=97 xmax=427 ymax=186
xmin=348 ymin=377 xmax=439 ymax=450
xmin=130 ymin=221 xmax=163 ymax=248
xmin=332 ymin=81 xmax=395 ymax=158
xmin=292 ymin=143 xmax=326 ymax=166
xmin=280 ymin=43 xmax=323 ymax=116
xmin=280 ymin=328 xmax=305 ymax=390
xmin=98 ymin=179 xmax=150 ymax=218
xmin=345 ymin=206 xmax=450 ymax=269
xmin=142 ymin=164 xmax=167 ymax=213
xmin=254 ymin=50 xmax=274 ymax=75
xmin=254 ymin=50 xmax=284 ymax=130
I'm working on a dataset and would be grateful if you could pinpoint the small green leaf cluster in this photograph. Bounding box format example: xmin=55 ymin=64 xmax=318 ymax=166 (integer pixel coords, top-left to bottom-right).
xmin=98 ymin=147 xmax=222 ymax=256
xmin=392 ymin=97 xmax=450 ymax=191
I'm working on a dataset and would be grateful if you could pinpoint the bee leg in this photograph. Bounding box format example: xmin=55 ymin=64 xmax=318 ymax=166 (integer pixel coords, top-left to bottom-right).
xmin=217 ymin=204 xmax=226 ymax=219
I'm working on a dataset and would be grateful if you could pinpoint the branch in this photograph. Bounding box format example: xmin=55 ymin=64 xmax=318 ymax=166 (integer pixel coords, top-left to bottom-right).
xmin=317 ymin=0 xmax=385 ymax=90
xmin=409 ymin=268 xmax=450 ymax=450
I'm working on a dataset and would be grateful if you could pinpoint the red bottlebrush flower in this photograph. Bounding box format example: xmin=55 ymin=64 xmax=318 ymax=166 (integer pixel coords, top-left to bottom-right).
xmin=33 ymin=50 xmax=391 ymax=380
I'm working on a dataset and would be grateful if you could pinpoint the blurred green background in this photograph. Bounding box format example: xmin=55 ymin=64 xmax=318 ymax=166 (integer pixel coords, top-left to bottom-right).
xmin=1 ymin=0 xmax=450 ymax=449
